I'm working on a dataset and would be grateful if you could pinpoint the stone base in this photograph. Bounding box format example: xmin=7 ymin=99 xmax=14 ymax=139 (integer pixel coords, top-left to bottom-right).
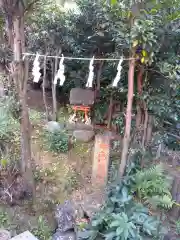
xmin=73 ymin=130 xmax=95 ymax=142
xmin=66 ymin=123 xmax=93 ymax=131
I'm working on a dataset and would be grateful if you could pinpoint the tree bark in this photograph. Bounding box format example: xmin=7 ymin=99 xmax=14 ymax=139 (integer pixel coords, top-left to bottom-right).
xmin=119 ymin=59 xmax=135 ymax=177
xmin=146 ymin=114 xmax=153 ymax=143
xmin=13 ymin=11 xmax=35 ymax=197
xmin=136 ymin=68 xmax=143 ymax=127
xmin=5 ymin=17 xmax=14 ymax=48
xmin=142 ymin=102 xmax=148 ymax=149
xmin=170 ymin=177 xmax=180 ymax=220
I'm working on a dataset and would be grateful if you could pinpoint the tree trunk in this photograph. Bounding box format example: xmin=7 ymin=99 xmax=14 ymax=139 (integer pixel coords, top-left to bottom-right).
xmin=13 ymin=17 xmax=22 ymax=62
xmin=5 ymin=17 xmax=14 ymax=48
xmin=13 ymin=13 xmax=35 ymax=197
xmin=119 ymin=59 xmax=135 ymax=177
xmin=170 ymin=177 xmax=180 ymax=220
xmin=136 ymin=68 xmax=143 ymax=127
xmin=146 ymin=114 xmax=153 ymax=143
xmin=142 ymin=102 xmax=148 ymax=149
xmin=19 ymin=82 xmax=35 ymax=195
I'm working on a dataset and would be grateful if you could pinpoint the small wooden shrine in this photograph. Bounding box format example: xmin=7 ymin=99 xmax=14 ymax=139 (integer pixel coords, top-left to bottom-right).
xmin=69 ymin=88 xmax=94 ymax=125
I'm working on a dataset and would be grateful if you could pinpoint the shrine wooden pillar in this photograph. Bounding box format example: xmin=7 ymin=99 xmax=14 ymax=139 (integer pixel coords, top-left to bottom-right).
xmin=92 ymin=134 xmax=110 ymax=186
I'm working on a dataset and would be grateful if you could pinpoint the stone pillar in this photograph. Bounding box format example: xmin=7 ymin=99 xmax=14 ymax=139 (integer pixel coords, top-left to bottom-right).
xmin=92 ymin=134 xmax=110 ymax=186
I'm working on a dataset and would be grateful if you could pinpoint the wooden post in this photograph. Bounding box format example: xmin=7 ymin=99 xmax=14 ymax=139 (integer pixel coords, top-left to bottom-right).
xmin=42 ymin=55 xmax=49 ymax=120
xmin=92 ymin=134 xmax=110 ymax=186
xmin=52 ymin=57 xmax=58 ymax=121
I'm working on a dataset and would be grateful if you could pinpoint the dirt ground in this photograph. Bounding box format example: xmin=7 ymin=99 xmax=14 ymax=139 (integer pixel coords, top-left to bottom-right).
xmin=0 ymin=88 xmax=99 ymax=237
xmin=1 ymin=88 xmax=179 ymax=238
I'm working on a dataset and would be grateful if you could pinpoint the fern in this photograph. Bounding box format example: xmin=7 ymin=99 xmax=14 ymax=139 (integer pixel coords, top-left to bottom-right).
xmin=147 ymin=195 xmax=174 ymax=209
xmin=134 ymin=164 xmax=164 ymax=183
xmin=132 ymin=164 xmax=173 ymax=209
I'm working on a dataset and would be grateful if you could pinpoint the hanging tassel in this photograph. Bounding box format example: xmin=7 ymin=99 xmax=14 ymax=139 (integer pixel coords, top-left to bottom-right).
xmin=54 ymin=54 xmax=65 ymax=86
xmin=32 ymin=53 xmax=41 ymax=83
xmin=112 ymin=57 xmax=123 ymax=87
xmin=86 ymin=56 xmax=94 ymax=88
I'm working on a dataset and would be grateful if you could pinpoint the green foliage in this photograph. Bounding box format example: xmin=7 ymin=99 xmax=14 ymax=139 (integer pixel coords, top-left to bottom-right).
xmin=110 ymin=155 xmax=174 ymax=211
xmin=62 ymin=165 xmax=80 ymax=193
xmin=81 ymin=183 xmax=166 ymax=240
xmin=176 ymin=219 xmax=180 ymax=235
xmin=32 ymin=216 xmax=52 ymax=240
xmin=112 ymin=114 xmax=124 ymax=134
xmin=0 ymin=210 xmax=9 ymax=227
xmin=0 ymin=97 xmax=20 ymax=161
xmin=94 ymin=102 xmax=109 ymax=123
xmin=164 ymin=134 xmax=180 ymax=150
xmin=25 ymin=0 xmax=180 ymax=145
xmin=26 ymin=0 xmax=180 ymax=132
xmin=33 ymin=166 xmax=56 ymax=182
xmin=0 ymin=103 xmax=19 ymax=139
xmin=29 ymin=109 xmax=43 ymax=125
xmin=26 ymin=0 xmax=67 ymax=53
xmin=43 ymin=130 xmax=69 ymax=153
xmin=131 ymin=164 xmax=173 ymax=209
xmin=107 ymin=0 xmax=180 ymax=144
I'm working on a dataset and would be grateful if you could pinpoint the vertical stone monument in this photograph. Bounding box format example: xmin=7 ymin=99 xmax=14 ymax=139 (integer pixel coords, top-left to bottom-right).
xmin=92 ymin=133 xmax=110 ymax=186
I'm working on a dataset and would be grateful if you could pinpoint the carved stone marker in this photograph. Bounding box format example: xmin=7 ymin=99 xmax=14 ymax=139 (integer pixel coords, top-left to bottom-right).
xmin=92 ymin=134 xmax=110 ymax=186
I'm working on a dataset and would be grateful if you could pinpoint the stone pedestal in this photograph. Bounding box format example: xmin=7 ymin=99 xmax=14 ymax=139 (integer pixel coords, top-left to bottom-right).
xmin=92 ymin=134 xmax=110 ymax=186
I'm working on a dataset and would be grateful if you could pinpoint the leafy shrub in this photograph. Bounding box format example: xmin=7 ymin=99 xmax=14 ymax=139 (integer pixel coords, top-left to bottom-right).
xmin=0 ymin=98 xmax=20 ymax=159
xmin=112 ymin=115 xmax=125 ymax=135
xmin=81 ymin=184 xmax=166 ymax=240
xmin=44 ymin=130 xmax=69 ymax=153
xmin=81 ymin=161 xmax=171 ymax=240
xmin=32 ymin=216 xmax=52 ymax=240
xmin=109 ymin=157 xmax=173 ymax=210
xmin=132 ymin=164 xmax=173 ymax=209
xmin=0 ymin=104 xmax=19 ymax=139
xmin=0 ymin=95 xmax=21 ymax=120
